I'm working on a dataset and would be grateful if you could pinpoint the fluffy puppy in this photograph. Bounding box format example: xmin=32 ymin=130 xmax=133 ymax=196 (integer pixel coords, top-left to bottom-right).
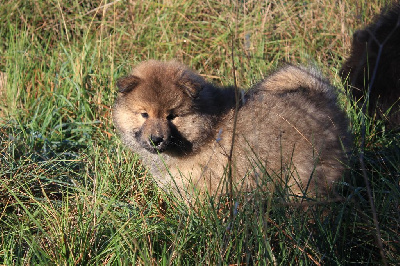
xmin=340 ymin=3 xmax=400 ymax=128
xmin=113 ymin=60 xmax=350 ymax=199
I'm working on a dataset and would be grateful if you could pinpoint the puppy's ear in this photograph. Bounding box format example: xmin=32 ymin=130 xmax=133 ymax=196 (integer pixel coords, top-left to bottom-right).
xmin=177 ymin=69 xmax=205 ymax=98
xmin=116 ymin=75 xmax=141 ymax=93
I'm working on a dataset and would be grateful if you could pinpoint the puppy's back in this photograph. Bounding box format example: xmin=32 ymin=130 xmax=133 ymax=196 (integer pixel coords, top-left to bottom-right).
xmin=217 ymin=65 xmax=350 ymax=197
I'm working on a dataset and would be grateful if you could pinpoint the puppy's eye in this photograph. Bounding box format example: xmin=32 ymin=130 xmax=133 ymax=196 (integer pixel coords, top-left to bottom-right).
xmin=141 ymin=112 xmax=149 ymax=118
xmin=166 ymin=113 xmax=177 ymax=120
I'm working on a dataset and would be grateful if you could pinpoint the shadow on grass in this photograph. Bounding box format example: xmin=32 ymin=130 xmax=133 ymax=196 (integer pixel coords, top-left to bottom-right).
xmin=0 ymin=109 xmax=399 ymax=264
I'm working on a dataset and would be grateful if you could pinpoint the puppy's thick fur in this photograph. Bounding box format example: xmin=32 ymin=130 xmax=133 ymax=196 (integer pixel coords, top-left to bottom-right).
xmin=340 ymin=3 xmax=400 ymax=128
xmin=113 ymin=60 xmax=350 ymax=198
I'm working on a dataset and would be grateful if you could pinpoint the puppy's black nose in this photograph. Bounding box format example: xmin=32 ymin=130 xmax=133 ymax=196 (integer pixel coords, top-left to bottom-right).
xmin=150 ymin=135 xmax=164 ymax=147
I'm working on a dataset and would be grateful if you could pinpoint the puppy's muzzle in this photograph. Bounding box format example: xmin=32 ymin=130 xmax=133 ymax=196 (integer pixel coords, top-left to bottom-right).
xmin=148 ymin=134 xmax=168 ymax=152
xmin=150 ymin=135 xmax=164 ymax=147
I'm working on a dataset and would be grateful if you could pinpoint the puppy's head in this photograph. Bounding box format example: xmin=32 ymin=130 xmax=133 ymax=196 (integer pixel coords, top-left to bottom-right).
xmin=113 ymin=60 xmax=213 ymax=155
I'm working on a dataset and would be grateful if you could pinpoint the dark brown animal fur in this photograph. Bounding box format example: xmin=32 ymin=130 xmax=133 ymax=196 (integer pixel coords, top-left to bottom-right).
xmin=113 ymin=60 xmax=350 ymax=199
xmin=340 ymin=3 xmax=400 ymax=128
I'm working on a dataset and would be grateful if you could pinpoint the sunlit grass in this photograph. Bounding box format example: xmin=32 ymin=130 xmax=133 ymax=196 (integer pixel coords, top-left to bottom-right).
xmin=0 ymin=0 xmax=399 ymax=264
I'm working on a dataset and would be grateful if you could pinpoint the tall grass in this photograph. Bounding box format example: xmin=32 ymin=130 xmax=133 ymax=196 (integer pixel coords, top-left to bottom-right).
xmin=0 ymin=0 xmax=399 ymax=264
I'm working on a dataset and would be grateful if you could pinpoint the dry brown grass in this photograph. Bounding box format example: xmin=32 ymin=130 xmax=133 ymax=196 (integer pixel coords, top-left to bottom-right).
xmin=0 ymin=72 xmax=6 ymax=118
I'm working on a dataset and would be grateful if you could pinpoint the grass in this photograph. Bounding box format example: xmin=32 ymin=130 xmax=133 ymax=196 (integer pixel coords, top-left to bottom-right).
xmin=1 ymin=0 xmax=399 ymax=264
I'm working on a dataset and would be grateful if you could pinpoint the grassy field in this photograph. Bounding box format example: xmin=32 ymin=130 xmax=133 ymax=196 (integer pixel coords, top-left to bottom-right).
xmin=0 ymin=0 xmax=399 ymax=264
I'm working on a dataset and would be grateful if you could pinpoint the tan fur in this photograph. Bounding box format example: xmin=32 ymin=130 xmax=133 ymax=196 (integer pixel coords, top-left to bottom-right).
xmin=113 ymin=60 xmax=351 ymax=199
